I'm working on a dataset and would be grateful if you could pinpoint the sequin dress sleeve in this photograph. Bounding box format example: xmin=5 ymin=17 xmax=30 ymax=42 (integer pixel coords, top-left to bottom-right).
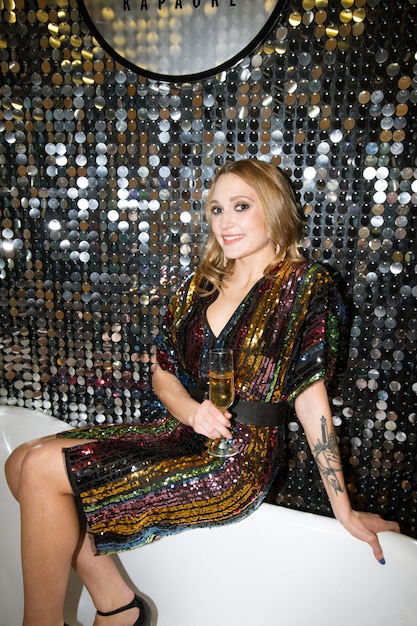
xmin=60 ymin=260 xmax=344 ymax=555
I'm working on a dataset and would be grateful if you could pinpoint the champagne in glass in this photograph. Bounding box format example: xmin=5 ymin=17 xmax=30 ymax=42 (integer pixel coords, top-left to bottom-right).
xmin=209 ymin=370 xmax=235 ymax=412
xmin=207 ymin=348 xmax=238 ymax=457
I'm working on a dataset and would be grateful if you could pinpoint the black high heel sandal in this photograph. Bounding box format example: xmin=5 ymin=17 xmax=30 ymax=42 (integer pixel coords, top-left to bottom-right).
xmin=96 ymin=593 xmax=152 ymax=626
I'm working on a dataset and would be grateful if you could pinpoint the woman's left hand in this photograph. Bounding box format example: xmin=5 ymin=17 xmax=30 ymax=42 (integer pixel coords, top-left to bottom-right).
xmin=295 ymin=382 xmax=401 ymax=564
xmin=340 ymin=510 xmax=401 ymax=563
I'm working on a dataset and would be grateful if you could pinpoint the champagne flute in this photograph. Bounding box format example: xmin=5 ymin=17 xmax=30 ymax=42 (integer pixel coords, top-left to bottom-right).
xmin=207 ymin=348 xmax=238 ymax=457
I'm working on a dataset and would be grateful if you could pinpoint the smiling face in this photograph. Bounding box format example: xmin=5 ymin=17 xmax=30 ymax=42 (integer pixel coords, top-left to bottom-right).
xmin=208 ymin=173 xmax=275 ymax=266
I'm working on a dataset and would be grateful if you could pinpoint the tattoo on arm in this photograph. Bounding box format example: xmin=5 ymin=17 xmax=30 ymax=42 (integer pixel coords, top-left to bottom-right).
xmin=312 ymin=416 xmax=344 ymax=496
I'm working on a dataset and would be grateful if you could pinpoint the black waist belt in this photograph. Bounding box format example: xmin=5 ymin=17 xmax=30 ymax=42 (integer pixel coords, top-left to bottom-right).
xmin=186 ymin=380 xmax=288 ymax=428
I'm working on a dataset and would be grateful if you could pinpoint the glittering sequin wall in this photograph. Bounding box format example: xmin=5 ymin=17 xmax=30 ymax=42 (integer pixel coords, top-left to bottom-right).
xmin=0 ymin=0 xmax=416 ymax=535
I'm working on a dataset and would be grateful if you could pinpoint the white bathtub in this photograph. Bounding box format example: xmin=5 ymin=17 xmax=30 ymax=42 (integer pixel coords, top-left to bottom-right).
xmin=1 ymin=405 xmax=417 ymax=626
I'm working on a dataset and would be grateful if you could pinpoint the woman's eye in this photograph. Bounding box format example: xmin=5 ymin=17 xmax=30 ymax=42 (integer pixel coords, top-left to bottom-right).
xmin=211 ymin=206 xmax=222 ymax=215
xmin=236 ymin=203 xmax=249 ymax=211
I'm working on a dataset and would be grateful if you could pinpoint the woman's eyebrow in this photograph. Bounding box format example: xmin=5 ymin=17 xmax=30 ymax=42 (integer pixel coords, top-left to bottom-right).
xmin=209 ymin=194 xmax=253 ymax=205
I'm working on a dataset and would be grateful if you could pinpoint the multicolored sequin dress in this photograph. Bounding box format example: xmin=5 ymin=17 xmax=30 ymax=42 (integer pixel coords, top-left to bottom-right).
xmin=61 ymin=260 xmax=344 ymax=555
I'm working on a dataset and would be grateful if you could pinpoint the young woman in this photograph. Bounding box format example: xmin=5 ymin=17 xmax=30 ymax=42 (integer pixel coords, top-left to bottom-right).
xmin=5 ymin=159 xmax=399 ymax=626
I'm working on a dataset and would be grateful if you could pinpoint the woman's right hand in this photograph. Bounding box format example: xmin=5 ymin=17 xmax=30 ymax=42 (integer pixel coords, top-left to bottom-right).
xmin=152 ymin=364 xmax=233 ymax=440
xmin=189 ymin=399 xmax=233 ymax=440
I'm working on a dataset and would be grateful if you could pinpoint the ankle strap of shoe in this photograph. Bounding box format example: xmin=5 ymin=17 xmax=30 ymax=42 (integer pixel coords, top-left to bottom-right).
xmin=97 ymin=594 xmax=138 ymax=617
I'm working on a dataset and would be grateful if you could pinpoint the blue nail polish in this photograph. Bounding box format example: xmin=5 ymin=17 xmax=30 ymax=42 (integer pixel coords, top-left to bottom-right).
xmin=379 ymin=558 xmax=386 ymax=565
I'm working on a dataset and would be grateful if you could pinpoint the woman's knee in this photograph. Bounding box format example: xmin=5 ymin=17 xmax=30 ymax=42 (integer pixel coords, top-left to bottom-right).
xmin=4 ymin=441 xmax=29 ymax=498
xmin=24 ymin=440 xmax=66 ymax=489
xmin=5 ymin=436 xmax=60 ymax=499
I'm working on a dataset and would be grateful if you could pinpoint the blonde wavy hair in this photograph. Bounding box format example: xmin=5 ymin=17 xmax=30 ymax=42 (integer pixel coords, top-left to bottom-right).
xmin=195 ymin=159 xmax=305 ymax=293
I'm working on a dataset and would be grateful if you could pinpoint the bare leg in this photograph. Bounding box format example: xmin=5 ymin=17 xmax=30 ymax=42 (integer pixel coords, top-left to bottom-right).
xmin=5 ymin=437 xmax=142 ymax=626
xmin=74 ymin=534 xmax=140 ymax=626
xmin=18 ymin=438 xmax=80 ymax=625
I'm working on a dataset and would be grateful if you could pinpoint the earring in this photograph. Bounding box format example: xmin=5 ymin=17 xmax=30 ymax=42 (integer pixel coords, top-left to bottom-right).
xmin=275 ymin=243 xmax=281 ymax=256
xmin=223 ymin=253 xmax=228 ymax=267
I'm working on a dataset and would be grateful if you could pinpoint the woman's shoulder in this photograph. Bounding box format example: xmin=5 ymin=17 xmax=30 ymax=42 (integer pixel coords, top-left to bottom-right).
xmin=171 ymin=271 xmax=199 ymax=293
xmin=171 ymin=272 xmax=211 ymax=302
xmin=279 ymin=258 xmax=336 ymax=283
xmin=181 ymin=272 xmax=210 ymax=292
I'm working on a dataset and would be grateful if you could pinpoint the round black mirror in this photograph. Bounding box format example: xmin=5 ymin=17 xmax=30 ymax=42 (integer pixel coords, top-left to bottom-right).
xmin=78 ymin=0 xmax=288 ymax=81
